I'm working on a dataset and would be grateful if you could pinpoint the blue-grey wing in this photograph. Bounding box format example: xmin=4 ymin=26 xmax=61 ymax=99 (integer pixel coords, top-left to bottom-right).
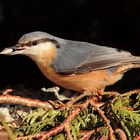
xmin=51 ymin=39 xmax=135 ymax=74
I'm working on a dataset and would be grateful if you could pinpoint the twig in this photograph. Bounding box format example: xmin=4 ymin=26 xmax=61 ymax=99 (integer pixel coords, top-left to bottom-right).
xmin=102 ymin=91 xmax=120 ymax=96
xmin=99 ymin=135 xmax=108 ymax=140
xmin=66 ymin=93 xmax=86 ymax=105
xmin=79 ymin=127 xmax=109 ymax=140
xmin=0 ymin=94 xmax=53 ymax=109
xmin=79 ymin=130 xmax=95 ymax=140
xmin=16 ymin=133 xmax=42 ymax=140
xmin=115 ymin=129 xmax=127 ymax=140
xmin=133 ymin=135 xmax=140 ymax=140
xmin=39 ymin=108 xmax=81 ymax=140
xmin=64 ymin=125 xmax=73 ymax=140
xmin=121 ymin=89 xmax=140 ymax=97
xmin=0 ymin=114 xmax=16 ymax=140
xmin=90 ymin=100 xmax=115 ymax=140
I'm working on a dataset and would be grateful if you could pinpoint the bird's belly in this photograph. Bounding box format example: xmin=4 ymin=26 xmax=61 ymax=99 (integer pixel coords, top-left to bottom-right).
xmin=55 ymin=70 xmax=122 ymax=92
xmin=38 ymin=64 xmax=123 ymax=93
xmin=36 ymin=60 xmax=123 ymax=93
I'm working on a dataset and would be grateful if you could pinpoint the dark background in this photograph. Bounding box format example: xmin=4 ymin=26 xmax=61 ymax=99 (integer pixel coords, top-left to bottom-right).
xmin=0 ymin=0 xmax=140 ymax=92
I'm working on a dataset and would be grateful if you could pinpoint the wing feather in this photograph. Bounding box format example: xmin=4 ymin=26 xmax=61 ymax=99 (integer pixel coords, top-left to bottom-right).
xmin=51 ymin=39 xmax=135 ymax=74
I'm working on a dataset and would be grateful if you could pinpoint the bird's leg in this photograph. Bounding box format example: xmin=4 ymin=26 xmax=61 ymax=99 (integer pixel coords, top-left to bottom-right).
xmin=66 ymin=91 xmax=93 ymax=106
xmin=66 ymin=89 xmax=120 ymax=106
xmin=41 ymin=87 xmax=70 ymax=101
xmin=95 ymin=87 xmax=120 ymax=97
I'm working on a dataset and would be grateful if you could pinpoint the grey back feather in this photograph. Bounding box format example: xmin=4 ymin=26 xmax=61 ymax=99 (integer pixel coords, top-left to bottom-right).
xmin=51 ymin=39 xmax=136 ymax=74
xmin=19 ymin=31 xmax=138 ymax=74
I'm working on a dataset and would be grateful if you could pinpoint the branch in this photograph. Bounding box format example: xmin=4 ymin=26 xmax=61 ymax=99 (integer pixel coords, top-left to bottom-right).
xmin=121 ymin=89 xmax=140 ymax=97
xmin=79 ymin=130 xmax=95 ymax=140
xmin=17 ymin=97 xmax=98 ymax=140
xmin=16 ymin=133 xmax=42 ymax=140
xmin=134 ymin=135 xmax=140 ymax=140
xmin=115 ymin=129 xmax=127 ymax=140
xmin=90 ymin=101 xmax=115 ymax=140
xmin=0 ymin=90 xmax=53 ymax=109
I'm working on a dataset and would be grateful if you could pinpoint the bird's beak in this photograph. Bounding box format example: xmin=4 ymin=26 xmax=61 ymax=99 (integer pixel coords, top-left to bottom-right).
xmin=0 ymin=46 xmax=25 ymax=55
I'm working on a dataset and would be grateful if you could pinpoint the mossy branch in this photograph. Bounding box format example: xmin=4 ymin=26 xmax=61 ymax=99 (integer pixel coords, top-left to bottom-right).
xmin=0 ymin=89 xmax=139 ymax=140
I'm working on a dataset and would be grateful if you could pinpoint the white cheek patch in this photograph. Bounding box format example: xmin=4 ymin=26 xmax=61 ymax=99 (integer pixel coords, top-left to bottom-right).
xmin=29 ymin=42 xmax=52 ymax=56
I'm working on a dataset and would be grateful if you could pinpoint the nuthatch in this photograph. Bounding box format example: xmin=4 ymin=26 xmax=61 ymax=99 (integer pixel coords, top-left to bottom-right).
xmin=1 ymin=31 xmax=140 ymax=97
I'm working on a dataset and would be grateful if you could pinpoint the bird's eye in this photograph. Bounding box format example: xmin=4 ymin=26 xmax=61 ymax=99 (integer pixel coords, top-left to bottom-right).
xmin=32 ymin=41 xmax=38 ymax=46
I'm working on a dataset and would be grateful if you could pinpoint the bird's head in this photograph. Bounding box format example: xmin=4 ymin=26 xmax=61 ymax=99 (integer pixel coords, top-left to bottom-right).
xmin=0 ymin=31 xmax=60 ymax=60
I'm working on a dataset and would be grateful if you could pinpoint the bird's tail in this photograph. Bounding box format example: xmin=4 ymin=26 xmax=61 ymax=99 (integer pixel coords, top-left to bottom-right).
xmin=131 ymin=56 xmax=140 ymax=67
xmin=115 ymin=56 xmax=140 ymax=74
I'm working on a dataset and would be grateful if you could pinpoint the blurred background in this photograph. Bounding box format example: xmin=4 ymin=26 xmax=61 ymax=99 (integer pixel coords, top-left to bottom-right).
xmin=0 ymin=0 xmax=140 ymax=92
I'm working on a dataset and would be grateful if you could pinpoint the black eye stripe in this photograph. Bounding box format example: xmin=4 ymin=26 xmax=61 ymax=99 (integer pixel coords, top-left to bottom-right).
xmin=18 ymin=38 xmax=60 ymax=48
xmin=32 ymin=40 xmax=38 ymax=46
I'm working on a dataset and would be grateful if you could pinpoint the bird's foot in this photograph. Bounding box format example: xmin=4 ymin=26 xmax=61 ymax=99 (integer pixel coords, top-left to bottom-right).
xmin=100 ymin=91 xmax=120 ymax=97
xmin=41 ymin=87 xmax=70 ymax=101
xmin=0 ymin=89 xmax=14 ymax=95
xmin=66 ymin=91 xmax=91 ymax=106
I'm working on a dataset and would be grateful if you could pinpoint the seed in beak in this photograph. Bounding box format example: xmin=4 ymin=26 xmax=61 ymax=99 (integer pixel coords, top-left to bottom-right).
xmin=0 ymin=48 xmax=13 ymax=55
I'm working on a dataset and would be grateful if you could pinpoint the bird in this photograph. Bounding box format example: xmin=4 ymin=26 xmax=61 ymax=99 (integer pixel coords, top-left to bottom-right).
xmin=1 ymin=31 xmax=140 ymax=100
